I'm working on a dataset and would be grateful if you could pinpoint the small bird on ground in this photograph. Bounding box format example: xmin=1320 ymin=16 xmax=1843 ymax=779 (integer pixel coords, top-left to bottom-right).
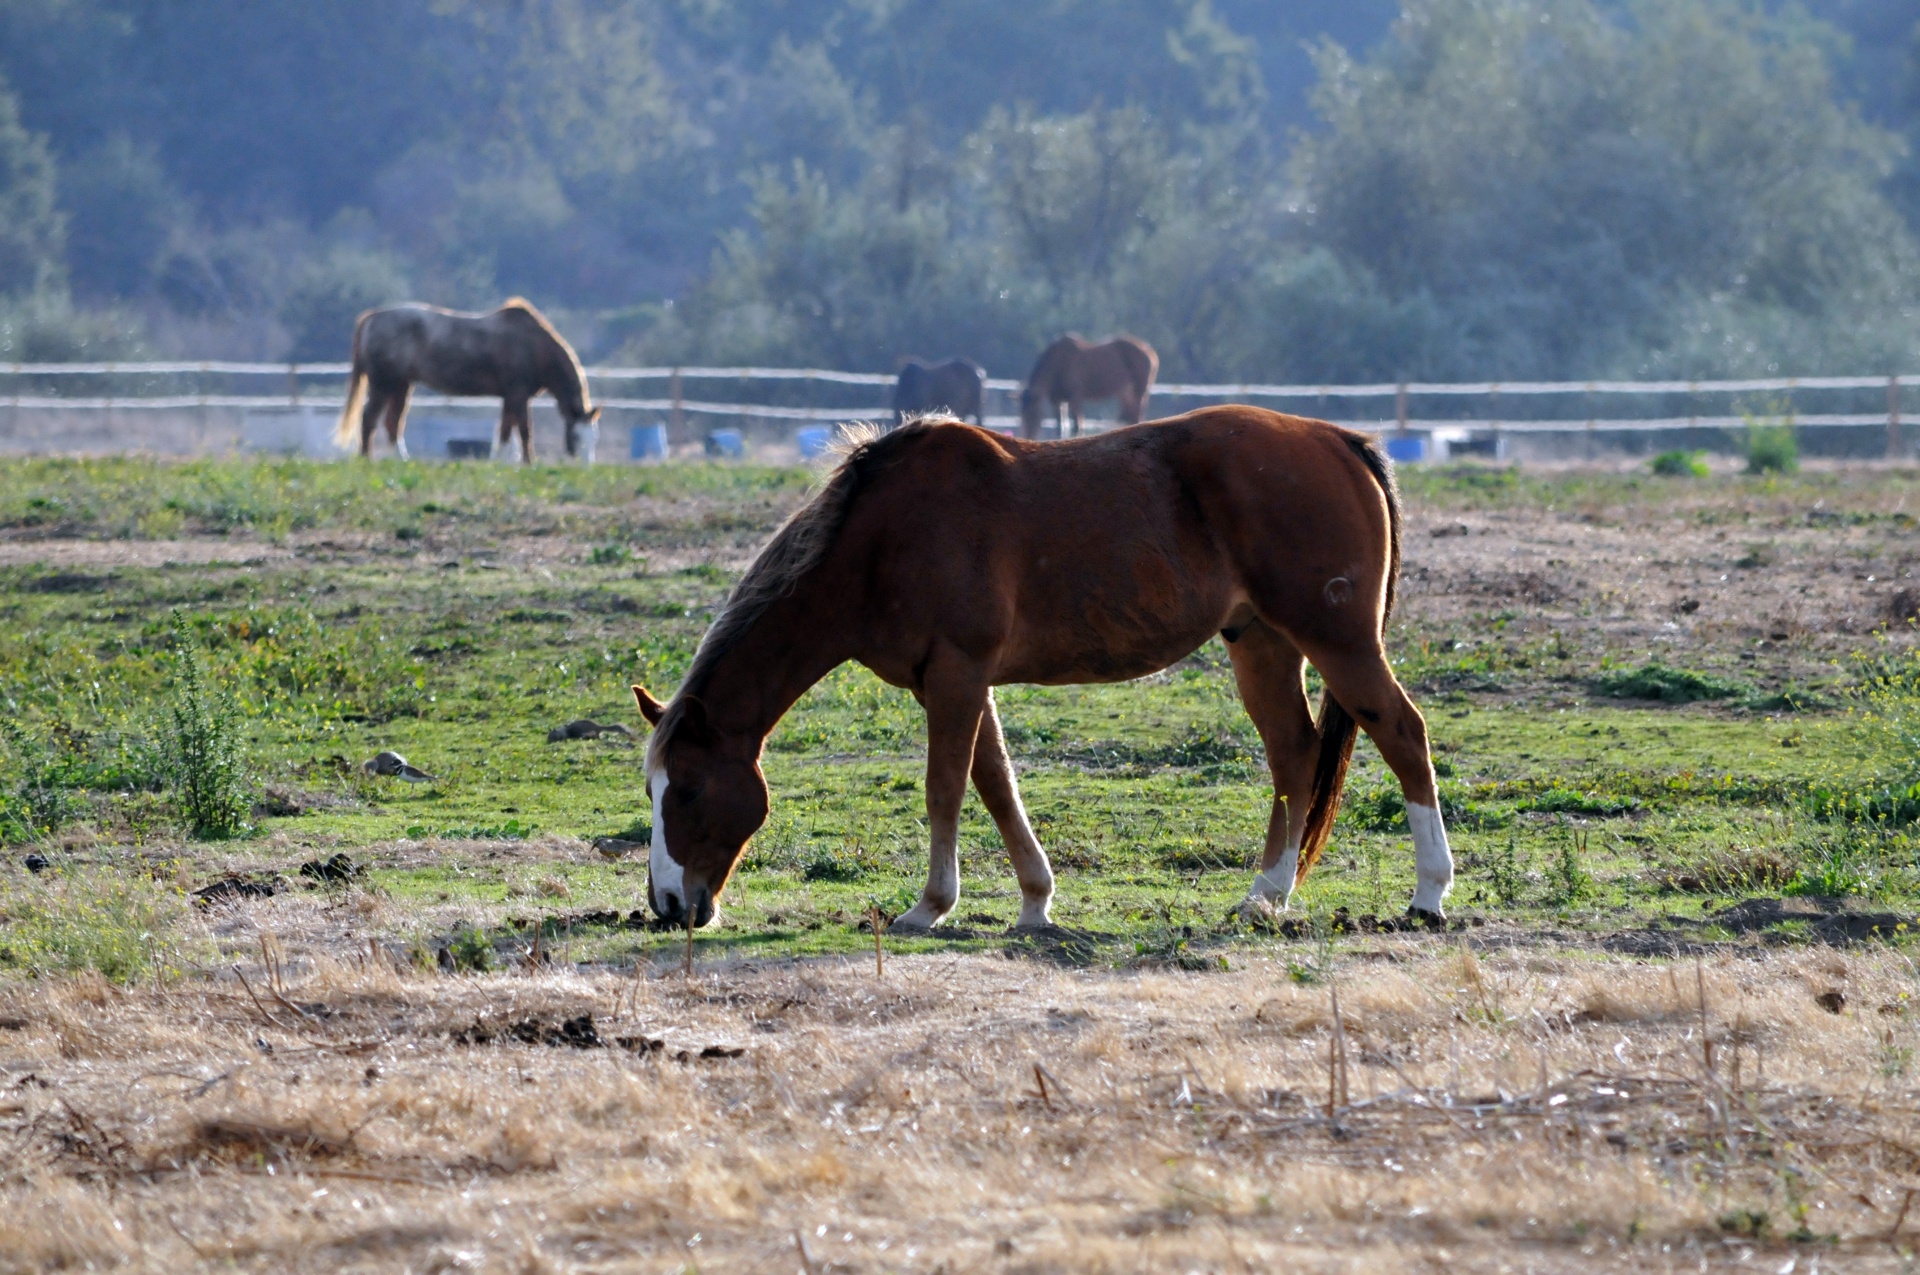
xmin=593 ymin=837 xmax=644 ymax=860
xmin=548 ymin=719 xmax=638 ymax=743
xmin=23 ymin=852 xmax=50 ymax=874
xmin=363 ymin=751 xmax=435 ymax=782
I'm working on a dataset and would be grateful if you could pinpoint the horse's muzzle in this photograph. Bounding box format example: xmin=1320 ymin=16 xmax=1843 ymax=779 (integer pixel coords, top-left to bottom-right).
xmin=650 ymin=878 xmax=715 ymax=930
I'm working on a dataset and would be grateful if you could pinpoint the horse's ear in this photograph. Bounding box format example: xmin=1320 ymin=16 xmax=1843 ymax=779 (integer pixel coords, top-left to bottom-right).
xmin=632 ymin=685 xmax=666 ymax=726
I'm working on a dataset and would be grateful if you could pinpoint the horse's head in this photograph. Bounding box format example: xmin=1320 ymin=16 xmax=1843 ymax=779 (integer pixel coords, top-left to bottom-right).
xmin=633 ymin=684 xmax=768 ymax=928
xmin=1018 ymin=383 xmax=1044 ymax=436
xmin=563 ymin=406 xmax=603 ymax=461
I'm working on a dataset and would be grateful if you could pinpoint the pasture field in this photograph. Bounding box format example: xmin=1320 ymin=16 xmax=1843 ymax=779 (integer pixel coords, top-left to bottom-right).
xmin=4 ymin=453 xmax=1920 ymax=1270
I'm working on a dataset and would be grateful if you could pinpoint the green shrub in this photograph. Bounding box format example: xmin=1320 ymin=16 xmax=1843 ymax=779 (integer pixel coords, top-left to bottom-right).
xmin=801 ymin=848 xmax=869 ymax=882
xmin=1592 ymin=661 xmax=1750 ymax=703
xmin=1649 ymin=449 xmax=1709 ymax=477
xmin=0 ymin=862 xmax=204 ymax=982
xmin=1550 ymin=830 xmax=1593 ymax=904
xmin=1741 ymin=410 xmax=1798 ymax=474
xmin=444 ymin=924 xmax=496 ymax=973
xmin=155 ymin=615 xmax=250 ymax=839
xmin=1487 ymin=834 xmax=1528 ymax=906
xmin=0 ymin=721 xmax=88 ymax=842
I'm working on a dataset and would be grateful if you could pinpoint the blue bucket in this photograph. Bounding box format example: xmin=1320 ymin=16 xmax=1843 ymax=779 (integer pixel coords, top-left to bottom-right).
xmin=705 ymin=429 xmax=745 ymax=459
xmin=630 ymin=424 xmax=668 ymax=461
xmin=1384 ymin=435 xmax=1426 ymax=464
xmin=796 ymin=426 xmax=833 ymax=459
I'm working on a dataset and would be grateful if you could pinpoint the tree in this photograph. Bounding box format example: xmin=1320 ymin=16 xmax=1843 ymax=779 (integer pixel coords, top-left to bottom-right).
xmin=0 ymin=74 xmax=63 ymax=297
xmin=1291 ymin=0 xmax=1920 ymax=376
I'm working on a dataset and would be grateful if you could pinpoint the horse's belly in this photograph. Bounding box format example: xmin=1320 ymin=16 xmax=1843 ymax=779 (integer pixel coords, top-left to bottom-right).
xmin=995 ymin=578 xmax=1233 ymax=684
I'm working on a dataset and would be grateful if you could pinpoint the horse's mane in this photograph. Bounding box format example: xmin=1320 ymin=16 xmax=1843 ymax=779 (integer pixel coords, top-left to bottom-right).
xmin=501 ymin=297 xmax=593 ymax=409
xmin=646 ymin=418 xmax=946 ymax=773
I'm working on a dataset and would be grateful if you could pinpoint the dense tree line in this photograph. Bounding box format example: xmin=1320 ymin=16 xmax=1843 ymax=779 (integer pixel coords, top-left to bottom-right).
xmin=0 ymin=0 xmax=1914 ymax=381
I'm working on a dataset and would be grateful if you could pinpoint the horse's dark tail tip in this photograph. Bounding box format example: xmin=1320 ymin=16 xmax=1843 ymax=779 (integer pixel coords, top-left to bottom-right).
xmin=1294 ymin=695 xmax=1359 ymax=885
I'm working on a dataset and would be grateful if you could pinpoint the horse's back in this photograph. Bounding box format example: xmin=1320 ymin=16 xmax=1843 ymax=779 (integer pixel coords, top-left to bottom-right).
xmin=837 ymin=410 xmax=1388 ymax=682
xmin=358 ymin=303 xmax=534 ymax=395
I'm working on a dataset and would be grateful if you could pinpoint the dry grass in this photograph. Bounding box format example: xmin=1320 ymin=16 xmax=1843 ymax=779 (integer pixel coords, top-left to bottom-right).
xmin=4 ymin=941 xmax=1920 ymax=1272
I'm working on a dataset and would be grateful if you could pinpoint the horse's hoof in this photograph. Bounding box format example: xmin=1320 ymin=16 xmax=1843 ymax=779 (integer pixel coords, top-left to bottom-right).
xmin=1405 ymin=906 xmax=1447 ymax=929
xmin=887 ymin=906 xmax=943 ymax=934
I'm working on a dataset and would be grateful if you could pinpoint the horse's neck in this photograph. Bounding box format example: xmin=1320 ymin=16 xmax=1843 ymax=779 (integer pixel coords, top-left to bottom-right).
xmin=548 ymin=354 xmax=586 ymax=413
xmin=692 ymin=580 xmax=853 ymax=753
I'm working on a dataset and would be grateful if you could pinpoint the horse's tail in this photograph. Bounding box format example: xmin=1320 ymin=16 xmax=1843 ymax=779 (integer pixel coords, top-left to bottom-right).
xmin=1294 ymin=430 xmax=1402 ymax=882
xmin=333 ymin=312 xmax=372 ymax=448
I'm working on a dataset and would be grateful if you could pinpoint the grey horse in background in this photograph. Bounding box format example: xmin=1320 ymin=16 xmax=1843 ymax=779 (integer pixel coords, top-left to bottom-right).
xmin=334 ymin=299 xmax=601 ymax=463
xmin=892 ymin=357 xmax=986 ymax=427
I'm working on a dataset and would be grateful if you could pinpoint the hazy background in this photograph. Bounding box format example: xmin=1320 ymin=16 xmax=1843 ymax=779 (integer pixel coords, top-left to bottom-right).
xmin=0 ymin=0 xmax=1915 ymax=383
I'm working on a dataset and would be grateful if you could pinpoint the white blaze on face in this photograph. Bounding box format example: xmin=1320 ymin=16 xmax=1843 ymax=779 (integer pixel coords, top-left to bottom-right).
xmin=1408 ymin=802 xmax=1454 ymax=913
xmin=1246 ymin=835 xmax=1302 ymax=909
xmin=649 ymin=769 xmax=685 ymax=913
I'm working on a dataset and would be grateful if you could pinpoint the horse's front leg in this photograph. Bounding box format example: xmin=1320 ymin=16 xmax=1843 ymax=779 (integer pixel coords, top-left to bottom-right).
xmin=892 ymin=659 xmax=987 ymax=932
xmin=969 ymin=690 xmax=1053 ymax=928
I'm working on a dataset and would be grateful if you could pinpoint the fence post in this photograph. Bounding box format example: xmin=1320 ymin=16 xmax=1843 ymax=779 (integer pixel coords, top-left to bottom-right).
xmin=288 ymin=363 xmax=300 ymax=408
xmin=1395 ymin=382 xmax=1408 ymax=434
xmin=1890 ymin=375 xmax=1903 ymax=461
xmin=670 ymin=366 xmax=683 ymax=441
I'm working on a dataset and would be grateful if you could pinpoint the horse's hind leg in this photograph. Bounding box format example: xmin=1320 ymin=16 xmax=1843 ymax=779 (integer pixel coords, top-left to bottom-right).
xmin=383 ymin=385 xmax=412 ymax=460
xmin=1296 ymin=641 xmax=1452 ymax=918
xmin=506 ymin=396 xmax=533 ymax=464
xmin=968 ymin=690 xmax=1054 ymax=928
xmin=359 ymin=387 xmax=389 ymax=458
xmin=892 ymin=651 xmax=988 ymax=932
xmin=1225 ymin=622 xmax=1320 ymax=910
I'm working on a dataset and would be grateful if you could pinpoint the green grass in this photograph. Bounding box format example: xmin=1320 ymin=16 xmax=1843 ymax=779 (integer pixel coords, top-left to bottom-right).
xmin=1 ymin=455 xmax=1917 ymax=974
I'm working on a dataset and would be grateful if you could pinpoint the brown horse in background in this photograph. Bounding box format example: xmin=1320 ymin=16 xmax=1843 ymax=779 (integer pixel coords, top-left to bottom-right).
xmin=1019 ymin=334 xmax=1157 ymax=439
xmin=333 ymin=299 xmax=600 ymax=463
xmin=631 ymin=406 xmax=1454 ymax=935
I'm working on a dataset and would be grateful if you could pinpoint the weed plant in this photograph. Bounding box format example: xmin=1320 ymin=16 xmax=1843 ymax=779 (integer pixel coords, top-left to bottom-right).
xmin=1650 ymin=450 xmax=1709 ymax=477
xmin=1488 ymin=833 xmax=1528 ymax=907
xmin=1550 ymin=829 xmax=1593 ymax=905
xmin=0 ymin=721 xmax=87 ymax=842
xmin=155 ymin=615 xmax=250 ymax=839
xmin=1740 ymin=406 xmax=1799 ymax=474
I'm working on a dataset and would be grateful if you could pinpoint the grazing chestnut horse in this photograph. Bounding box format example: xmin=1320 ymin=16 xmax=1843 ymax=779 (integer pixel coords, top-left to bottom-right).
xmin=1019 ymin=334 xmax=1157 ymax=440
xmin=631 ymin=406 xmax=1453 ymax=933
xmin=892 ymin=357 xmax=986 ymax=427
xmin=333 ymin=299 xmax=600 ymax=463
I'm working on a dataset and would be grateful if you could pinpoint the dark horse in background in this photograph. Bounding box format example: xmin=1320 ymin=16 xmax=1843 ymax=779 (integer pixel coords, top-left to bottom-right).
xmin=334 ymin=299 xmax=601 ymax=463
xmin=1019 ymin=334 xmax=1157 ymax=440
xmin=892 ymin=357 xmax=986 ymax=427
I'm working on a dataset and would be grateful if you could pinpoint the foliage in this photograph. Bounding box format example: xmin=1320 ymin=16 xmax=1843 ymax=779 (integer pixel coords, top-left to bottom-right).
xmin=0 ymin=2 xmax=1906 ymax=377
xmin=0 ymin=861 xmax=205 ymax=982
xmin=443 ymin=924 xmax=496 ymax=973
xmin=0 ymin=720 xmax=87 ymax=843
xmin=1293 ymin=0 xmax=1920 ymax=379
xmin=1742 ymin=414 xmax=1800 ymax=475
xmin=1592 ymin=662 xmax=1751 ymax=703
xmin=0 ymin=72 xmax=61 ymax=297
xmin=154 ymin=615 xmax=250 ymax=840
xmin=1487 ymin=834 xmax=1527 ymax=907
xmin=1650 ymin=450 xmax=1709 ymax=478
